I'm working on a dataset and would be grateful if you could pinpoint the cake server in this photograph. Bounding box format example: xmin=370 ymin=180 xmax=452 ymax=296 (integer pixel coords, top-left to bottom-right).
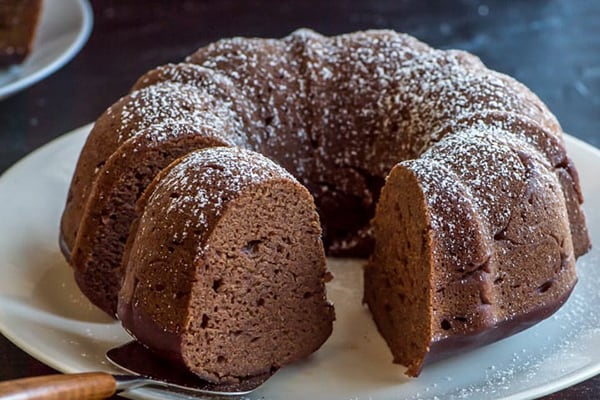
xmin=0 ymin=341 xmax=270 ymax=399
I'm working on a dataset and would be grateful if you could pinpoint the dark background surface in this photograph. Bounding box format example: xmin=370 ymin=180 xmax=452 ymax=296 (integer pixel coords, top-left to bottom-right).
xmin=0 ymin=0 xmax=598 ymax=398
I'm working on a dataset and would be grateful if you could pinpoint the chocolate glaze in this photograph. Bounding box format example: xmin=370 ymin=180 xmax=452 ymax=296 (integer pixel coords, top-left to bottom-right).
xmin=120 ymin=290 xmax=278 ymax=384
xmin=107 ymin=340 xmax=272 ymax=392
xmin=421 ymin=281 xmax=576 ymax=372
xmin=117 ymin=299 xmax=183 ymax=365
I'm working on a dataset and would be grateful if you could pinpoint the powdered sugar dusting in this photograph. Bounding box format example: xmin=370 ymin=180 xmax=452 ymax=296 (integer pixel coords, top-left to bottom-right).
xmin=388 ymin=50 xmax=557 ymax=160
xmin=144 ymin=147 xmax=295 ymax=245
xmin=173 ymin=30 xmax=564 ymax=256
xmin=187 ymin=33 xmax=313 ymax=177
xmin=113 ymin=81 xmax=246 ymax=148
xmin=425 ymin=127 xmax=530 ymax=230
xmin=303 ymin=30 xmax=435 ymax=176
xmin=74 ymin=28 xmax=574 ymax=260
xmin=405 ymin=156 xmax=490 ymax=273
xmin=402 ymin=123 xmax=553 ymax=270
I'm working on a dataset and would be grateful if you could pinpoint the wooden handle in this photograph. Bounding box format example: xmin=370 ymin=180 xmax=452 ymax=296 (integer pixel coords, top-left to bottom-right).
xmin=0 ymin=372 xmax=117 ymax=400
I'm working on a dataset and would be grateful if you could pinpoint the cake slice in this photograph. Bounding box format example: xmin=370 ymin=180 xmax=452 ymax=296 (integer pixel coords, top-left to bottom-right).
xmin=118 ymin=147 xmax=334 ymax=383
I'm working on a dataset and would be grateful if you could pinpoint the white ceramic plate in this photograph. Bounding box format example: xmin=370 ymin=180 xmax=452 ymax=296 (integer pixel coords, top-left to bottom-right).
xmin=0 ymin=124 xmax=599 ymax=400
xmin=0 ymin=0 xmax=93 ymax=100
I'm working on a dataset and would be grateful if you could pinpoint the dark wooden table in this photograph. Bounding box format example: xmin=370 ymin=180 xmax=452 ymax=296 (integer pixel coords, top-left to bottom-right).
xmin=0 ymin=0 xmax=598 ymax=398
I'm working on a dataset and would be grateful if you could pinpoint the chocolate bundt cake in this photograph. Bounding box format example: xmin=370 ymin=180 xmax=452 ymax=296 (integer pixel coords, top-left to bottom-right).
xmin=118 ymin=147 xmax=334 ymax=383
xmin=59 ymin=29 xmax=590 ymax=379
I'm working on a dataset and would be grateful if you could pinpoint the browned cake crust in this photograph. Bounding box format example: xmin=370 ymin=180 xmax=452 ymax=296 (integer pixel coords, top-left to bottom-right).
xmin=58 ymin=29 xmax=590 ymax=379
xmin=68 ymin=125 xmax=232 ymax=315
xmin=62 ymin=67 xmax=251 ymax=315
xmin=118 ymin=147 xmax=334 ymax=383
xmin=0 ymin=0 xmax=42 ymax=67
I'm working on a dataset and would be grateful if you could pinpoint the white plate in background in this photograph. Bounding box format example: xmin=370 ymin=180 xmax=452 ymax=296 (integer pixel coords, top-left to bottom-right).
xmin=0 ymin=124 xmax=598 ymax=399
xmin=0 ymin=0 xmax=93 ymax=99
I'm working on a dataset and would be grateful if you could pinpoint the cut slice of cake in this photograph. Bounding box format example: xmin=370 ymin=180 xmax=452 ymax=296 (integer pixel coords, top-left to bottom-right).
xmin=118 ymin=147 xmax=335 ymax=383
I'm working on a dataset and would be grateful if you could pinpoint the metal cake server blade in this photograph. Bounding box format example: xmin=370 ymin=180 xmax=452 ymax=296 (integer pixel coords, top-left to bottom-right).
xmin=106 ymin=340 xmax=272 ymax=395
xmin=0 ymin=341 xmax=270 ymax=399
